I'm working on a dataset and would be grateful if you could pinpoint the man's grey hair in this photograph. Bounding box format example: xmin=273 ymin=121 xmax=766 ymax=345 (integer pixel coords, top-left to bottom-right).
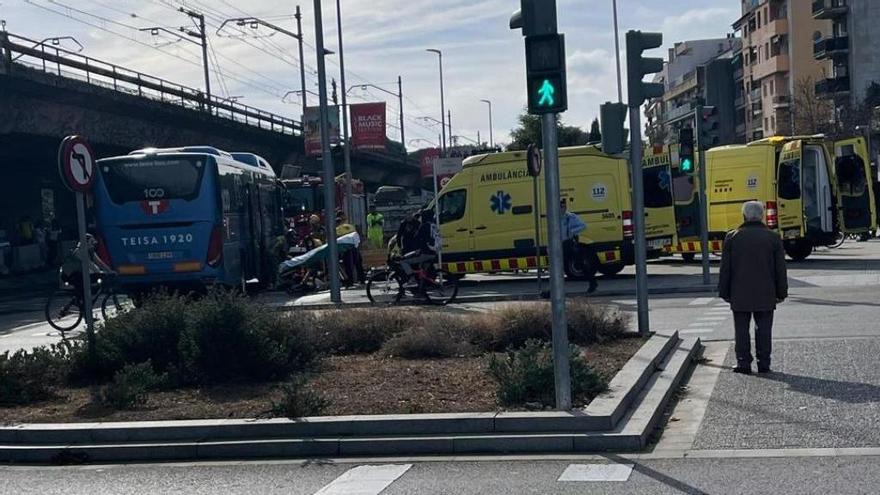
xmin=742 ymin=201 xmax=764 ymax=222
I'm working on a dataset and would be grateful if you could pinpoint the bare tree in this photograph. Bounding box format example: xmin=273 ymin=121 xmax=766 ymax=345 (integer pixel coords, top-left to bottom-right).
xmin=792 ymin=76 xmax=833 ymax=135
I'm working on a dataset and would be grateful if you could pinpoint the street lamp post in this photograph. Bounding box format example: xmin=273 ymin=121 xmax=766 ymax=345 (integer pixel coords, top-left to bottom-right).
xmin=480 ymin=99 xmax=494 ymax=148
xmin=335 ymin=0 xmax=354 ymax=223
xmin=426 ymin=49 xmax=446 ymax=156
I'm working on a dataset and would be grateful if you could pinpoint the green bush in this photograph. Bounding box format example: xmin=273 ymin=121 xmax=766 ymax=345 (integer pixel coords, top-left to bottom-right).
xmin=310 ymin=308 xmax=413 ymax=355
xmin=79 ymin=290 xmax=318 ymax=386
xmin=566 ymin=300 xmax=630 ymax=345
xmin=0 ymin=343 xmax=74 ymax=406
xmin=101 ymin=361 xmax=166 ymax=410
xmin=269 ymin=376 xmax=328 ymax=418
xmin=487 ymin=340 xmax=607 ymax=408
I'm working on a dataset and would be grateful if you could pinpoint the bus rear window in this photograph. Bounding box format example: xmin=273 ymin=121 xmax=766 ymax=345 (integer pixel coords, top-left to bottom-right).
xmin=99 ymin=157 xmax=205 ymax=203
xmin=643 ymin=166 xmax=673 ymax=208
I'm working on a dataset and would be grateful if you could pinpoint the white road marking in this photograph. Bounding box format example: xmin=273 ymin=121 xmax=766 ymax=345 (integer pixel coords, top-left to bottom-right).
xmin=696 ymin=317 xmax=727 ymax=322
xmin=313 ymin=464 xmax=412 ymax=495
xmin=689 ymin=322 xmax=719 ymax=327
xmin=688 ymin=297 xmax=714 ymax=306
xmin=558 ymin=463 xmax=633 ymax=482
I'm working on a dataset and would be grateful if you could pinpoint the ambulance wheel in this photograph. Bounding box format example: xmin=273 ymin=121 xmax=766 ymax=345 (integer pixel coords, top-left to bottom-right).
xmin=785 ymin=240 xmax=812 ymax=262
xmin=681 ymin=253 xmax=696 ymax=263
xmin=564 ymin=250 xmax=598 ymax=281
xmin=597 ymin=263 xmax=625 ymax=277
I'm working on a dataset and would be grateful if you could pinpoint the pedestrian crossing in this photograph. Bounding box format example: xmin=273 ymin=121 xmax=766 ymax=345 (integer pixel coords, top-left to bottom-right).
xmin=678 ymin=297 xmax=730 ymax=336
xmin=310 ymin=462 xmax=635 ymax=494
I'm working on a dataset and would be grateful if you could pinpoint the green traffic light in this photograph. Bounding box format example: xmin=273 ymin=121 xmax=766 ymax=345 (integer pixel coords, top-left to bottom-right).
xmin=681 ymin=157 xmax=693 ymax=172
xmin=538 ymin=79 xmax=556 ymax=106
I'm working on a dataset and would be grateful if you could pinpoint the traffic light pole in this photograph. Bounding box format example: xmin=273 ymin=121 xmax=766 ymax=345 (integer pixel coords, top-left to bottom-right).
xmin=542 ymin=113 xmax=572 ymax=411
xmin=695 ymin=104 xmax=711 ymax=286
xmin=313 ymin=0 xmax=341 ymax=304
xmin=628 ymin=108 xmax=650 ymax=334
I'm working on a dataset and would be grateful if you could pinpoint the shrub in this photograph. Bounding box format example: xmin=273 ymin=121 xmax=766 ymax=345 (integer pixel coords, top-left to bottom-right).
xmin=382 ymin=328 xmax=470 ymax=360
xmin=566 ymin=300 xmax=630 ymax=345
xmin=270 ymin=376 xmax=328 ymax=418
xmin=310 ymin=308 xmax=414 ymax=355
xmin=76 ymin=290 xmax=318 ymax=386
xmin=101 ymin=361 xmax=166 ymax=410
xmin=0 ymin=343 xmax=74 ymax=406
xmin=487 ymin=340 xmax=607 ymax=408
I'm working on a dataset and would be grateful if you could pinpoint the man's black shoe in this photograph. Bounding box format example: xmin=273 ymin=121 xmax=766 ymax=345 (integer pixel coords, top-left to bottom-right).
xmin=732 ymin=366 xmax=752 ymax=375
xmin=587 ymin=280 xmax=598 ymax=294
xmin=757 ymin=366 xmax=771 ymax=373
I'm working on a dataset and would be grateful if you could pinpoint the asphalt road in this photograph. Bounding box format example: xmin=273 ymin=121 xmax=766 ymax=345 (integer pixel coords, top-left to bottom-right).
xmin=3 ymin=454 xmax=880 ymax=495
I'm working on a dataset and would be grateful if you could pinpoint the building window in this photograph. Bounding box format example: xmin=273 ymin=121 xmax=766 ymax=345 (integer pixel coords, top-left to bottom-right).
xmin=770 ymin=80 xmax=775 ymax=95
xmin=765 ymin=117 xmax=769 ymax=129
xmin=764 ymin=7 xmax=769 ymax=23
xmin=765 ymin=43 xmax=770 ymax=60
xmin=757 ymin=10 xmax=761 ymax=28
xmin=771 ymin=115 xmax=776 ymax=130
xmin=763 ymin=83 xmax=767 ymax=97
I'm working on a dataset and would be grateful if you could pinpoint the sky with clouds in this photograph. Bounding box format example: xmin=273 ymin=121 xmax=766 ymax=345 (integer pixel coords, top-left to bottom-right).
xmin=1 ymin=0 xmax=740 ymax=149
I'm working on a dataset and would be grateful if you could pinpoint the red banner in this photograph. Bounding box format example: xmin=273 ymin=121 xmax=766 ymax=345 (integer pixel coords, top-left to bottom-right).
xmin=350 ymin=102 xmax=387 ymax=151
xmin=419 ymin=148 xmax=441 ymax=179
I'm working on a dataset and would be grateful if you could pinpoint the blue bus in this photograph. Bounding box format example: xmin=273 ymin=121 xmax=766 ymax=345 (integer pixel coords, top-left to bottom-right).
xmin=93 ymin=146 xmax=282 ymax=293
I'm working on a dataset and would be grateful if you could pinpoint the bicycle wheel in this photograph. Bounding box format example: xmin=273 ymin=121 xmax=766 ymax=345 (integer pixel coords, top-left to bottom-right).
xmin=366 ymin=268 xmax=404 ymax=305
xmin=101 ymin=291 xmax=128 ymax=320
xmin=45 ymin=289 xmax=83 ymax=333
xmin=828 ymin=231 xmax=846 ymax=249
xmin=423 ymin=270 xmax=459 ymax=306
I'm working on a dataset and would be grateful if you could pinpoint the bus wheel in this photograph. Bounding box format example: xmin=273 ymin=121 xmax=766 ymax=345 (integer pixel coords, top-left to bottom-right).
xmin=597 ymin=263 xmax=625 ymax=277
xmin=785 ymin=240 xmax=812 ymax=262
xmin=681 ymin=253 xmax=696 ymax=263
xmin=564 ymin=249 xmax=598 ymax=281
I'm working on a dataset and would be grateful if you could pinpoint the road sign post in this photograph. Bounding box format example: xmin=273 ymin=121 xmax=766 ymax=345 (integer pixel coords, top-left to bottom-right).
xmin=695 ymin=104 xmax=711 ymax=285
xmin=527 ymin=144 xmax=543 ymax=295
xmin=57 ymin=135 xmax=97 ymax=364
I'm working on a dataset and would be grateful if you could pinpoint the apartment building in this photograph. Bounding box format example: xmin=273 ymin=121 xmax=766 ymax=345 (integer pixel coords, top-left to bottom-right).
xmin=644 ymin=38 xmax=741 ymax=146
xmin=813 ymin=0 xmax=880 ymax=105
xmin=733 ymin=0 xmax=830 ymax=140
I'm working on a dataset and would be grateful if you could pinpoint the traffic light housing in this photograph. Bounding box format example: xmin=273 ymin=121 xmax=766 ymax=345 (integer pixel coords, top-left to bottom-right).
xmin=511 ymin=0 xmax=567 ymax=115
xmin=679 ymin=127 xmax=695 ymax=174
xmin=525 ymin=34 xmax=567 ymax=114
xmin=699 ymin=105 xmax=719 ymax=150
xmin=625 ymin=30 xmax=664 ymax=108
xmin=600 ymin=102 xmax=627 ymax=154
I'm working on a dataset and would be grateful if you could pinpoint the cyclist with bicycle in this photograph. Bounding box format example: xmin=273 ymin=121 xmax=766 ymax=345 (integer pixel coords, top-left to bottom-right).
xmin=60 ymin=234 xmax=113 ymax=302
xmin=398 ymin=210 xmax=438 ymax=287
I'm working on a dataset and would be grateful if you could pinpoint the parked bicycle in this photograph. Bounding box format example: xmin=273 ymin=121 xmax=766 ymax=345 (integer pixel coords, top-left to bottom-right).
xmin=44 ymin=270 xmax=128 ymax=337
xmin=366 ymin=259 xmax=458 ymax=306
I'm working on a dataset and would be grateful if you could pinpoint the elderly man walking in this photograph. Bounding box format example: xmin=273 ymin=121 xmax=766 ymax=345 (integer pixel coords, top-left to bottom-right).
xmin=718 ymin=201 xmax=788 ymax=374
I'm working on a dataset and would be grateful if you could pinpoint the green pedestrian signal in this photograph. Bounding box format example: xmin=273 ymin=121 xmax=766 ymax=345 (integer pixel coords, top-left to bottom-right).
xmin=538 ymin=79 xmax=555 ymax=106
xmin=681 ymin=157 xmax=694 ymax=173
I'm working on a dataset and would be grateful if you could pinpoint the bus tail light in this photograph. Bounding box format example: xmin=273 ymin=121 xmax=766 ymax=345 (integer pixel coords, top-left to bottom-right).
xmin=622 ymin=210 xmax=634 ymax=239
xmin=766 ymin=201 xmax=778 ymax=228
xmin=95 ymin=234 xmax=113 ymax=268
xmin=206 ymin=226 xmax=224 ymax=267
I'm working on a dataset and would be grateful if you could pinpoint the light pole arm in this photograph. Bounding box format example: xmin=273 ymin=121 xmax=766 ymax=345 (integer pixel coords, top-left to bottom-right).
xmin=216 ymin=17 xmax=300 ymax=40
xmin=347 ymin=83 xmax=398 ymax=98
xmin=139 ymin=27 xmax=202 ymax=47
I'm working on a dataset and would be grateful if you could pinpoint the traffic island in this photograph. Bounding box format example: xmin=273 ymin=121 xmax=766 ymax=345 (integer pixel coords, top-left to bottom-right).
xmin=0 ymin=292 xmax=701 ymax=462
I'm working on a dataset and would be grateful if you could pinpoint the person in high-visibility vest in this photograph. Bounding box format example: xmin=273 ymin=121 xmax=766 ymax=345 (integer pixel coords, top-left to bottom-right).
xmin=366 ymin=205 xmax=385 ymax=249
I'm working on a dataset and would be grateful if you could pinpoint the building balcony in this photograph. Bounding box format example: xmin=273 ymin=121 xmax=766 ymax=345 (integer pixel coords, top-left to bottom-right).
xmin=772 ymin=95 xmax=791 ymax=108
xmin=812 ymin=0 xmax=848 ymax=19
xmin=752 ymin=54 xmax=790 ymax=80
xmin=733 ymin=67 xmax=744 ymax=81
xmin=734 ymin=95 xmax=745 ymax=108
xmin=663 ymin=102 xmax=695 ymax=124
xmin=761 ymin=18 xmax=788 ymax=38
xmin=736 ymin=122 xmax=746 ymax=136
xmin=814 ymin=35 xmax=849 ymax=59
xmin=815 ymin=76 xmax=851 ymax=97
xmin=749 ymin=88 xmax=762 ymax=102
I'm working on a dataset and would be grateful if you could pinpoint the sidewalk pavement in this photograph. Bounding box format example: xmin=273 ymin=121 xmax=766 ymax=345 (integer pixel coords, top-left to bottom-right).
xmin=692 ymin=337 xmax=880 ymax=450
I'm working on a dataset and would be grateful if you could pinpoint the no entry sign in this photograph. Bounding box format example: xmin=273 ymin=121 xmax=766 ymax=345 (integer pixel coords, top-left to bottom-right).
xmin=57 ymin=135 xmax=96 ymax=193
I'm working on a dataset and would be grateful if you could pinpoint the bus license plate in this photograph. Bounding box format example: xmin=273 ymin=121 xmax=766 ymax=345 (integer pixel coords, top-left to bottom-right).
xmin=148 ymin=251 xmax=177 ymax=261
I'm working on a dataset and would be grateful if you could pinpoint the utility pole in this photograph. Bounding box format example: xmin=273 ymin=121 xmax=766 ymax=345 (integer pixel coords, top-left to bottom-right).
xmin=612 ymin=0 xmax=623 ymax=103
xmin=481 ymin=99 xmax=494 ymax=148
xmin=179 ymin=7 xmax=210 ymax=103
xmin=398 ymin=75 xmax=406 ymax=165
xmin=313 ymin=0 xmax=341 ymax=303
xmin=296 ymin=6 xmax=307 ymax=110
xmin=336 ymin=0 xmax=354 ymax=223
xmin=695 ymin=105 xmax=712 ymax=286
xmin=447 ymin=109 xmax=453 ymax=150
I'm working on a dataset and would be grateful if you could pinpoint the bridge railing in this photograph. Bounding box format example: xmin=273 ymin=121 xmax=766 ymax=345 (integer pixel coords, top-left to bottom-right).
xmin=0 ymin=31 xmax=301 ymax=136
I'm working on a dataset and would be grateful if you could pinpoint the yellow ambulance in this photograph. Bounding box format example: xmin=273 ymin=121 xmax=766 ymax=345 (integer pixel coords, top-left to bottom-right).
xmin=434 ymin=144 xmax=676 ymax=279
xmin=706 ymin=135 xmax=875 ymax=261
